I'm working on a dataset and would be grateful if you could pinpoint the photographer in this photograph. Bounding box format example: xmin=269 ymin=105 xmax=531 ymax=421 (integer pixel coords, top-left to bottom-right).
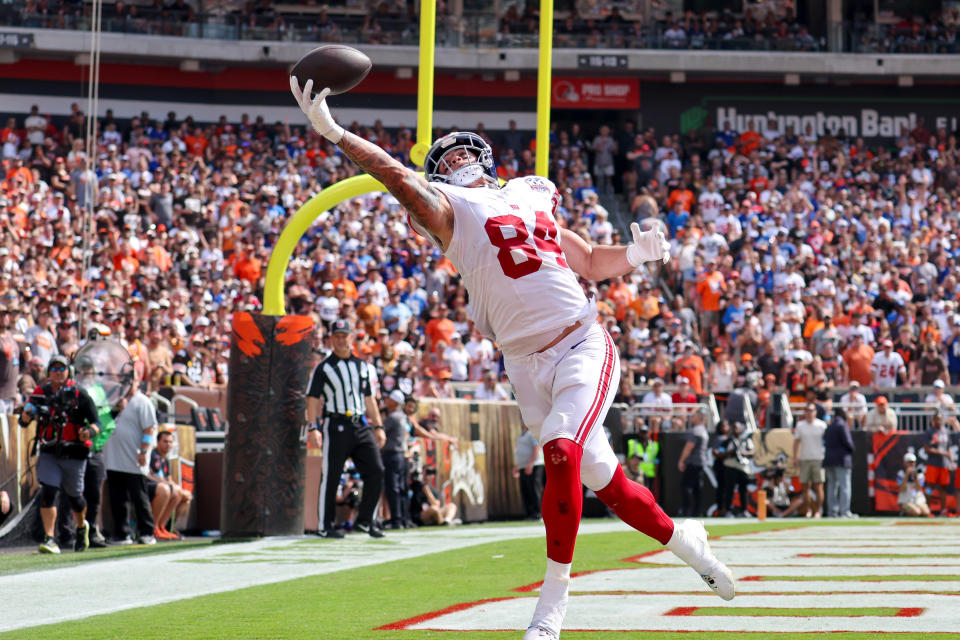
xmin=898 ymin=452 xmax=930 ymax=517
xmin=19 ymin=355 xmax=100 ymax=554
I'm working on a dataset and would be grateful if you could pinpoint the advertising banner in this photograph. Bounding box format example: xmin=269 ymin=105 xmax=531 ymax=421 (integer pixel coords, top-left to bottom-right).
xmin=639 ymin=82 xmax=960 ymax=142
xmin=870 ymin=430 xmax=959 ymax=513
xmin=553 ymin=77 xmax=640 ymax=110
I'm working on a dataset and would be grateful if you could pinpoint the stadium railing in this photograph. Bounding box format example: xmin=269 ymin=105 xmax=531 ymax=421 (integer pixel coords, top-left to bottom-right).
xmin=11 ymin=10 xmax=830 ymax=52
xmin=788 ymin=401 xmax=958 ymax=433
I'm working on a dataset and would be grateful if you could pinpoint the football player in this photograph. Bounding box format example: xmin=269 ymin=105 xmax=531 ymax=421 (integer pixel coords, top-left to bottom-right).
xmin=292 ymin=78 xmax=735 ymax=639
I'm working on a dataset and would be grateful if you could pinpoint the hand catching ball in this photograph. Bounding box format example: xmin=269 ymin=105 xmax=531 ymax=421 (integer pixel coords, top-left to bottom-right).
xmin=290 ymin=44 xmax=372 ymax=97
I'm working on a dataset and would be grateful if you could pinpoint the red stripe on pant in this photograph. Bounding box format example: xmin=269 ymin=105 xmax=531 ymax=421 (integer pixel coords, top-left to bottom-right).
xmin=574 ymin=328 xmax=615 ymax=444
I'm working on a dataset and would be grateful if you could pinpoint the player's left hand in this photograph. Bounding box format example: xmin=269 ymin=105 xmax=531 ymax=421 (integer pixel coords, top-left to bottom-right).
xmin=290 ymin=76 xmax=344 ymax=143
xmin=626 ymin=222 xmax=671 ymax=267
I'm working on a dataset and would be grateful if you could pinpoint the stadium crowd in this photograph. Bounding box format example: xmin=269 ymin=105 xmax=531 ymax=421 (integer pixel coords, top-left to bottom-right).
xmin=6 ymin=0 xmax=957 ymax=53
xmin=2 ymin=100 xmax=960 ymax=431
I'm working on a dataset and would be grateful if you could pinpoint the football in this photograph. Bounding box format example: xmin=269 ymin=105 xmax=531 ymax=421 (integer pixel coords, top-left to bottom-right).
xmin=290 ymin=44 xmax=372 ymax=96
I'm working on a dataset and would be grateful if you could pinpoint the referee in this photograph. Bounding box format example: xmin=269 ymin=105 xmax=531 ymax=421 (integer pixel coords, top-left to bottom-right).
xmin=306 ymin=319 xmax=386 ymax=538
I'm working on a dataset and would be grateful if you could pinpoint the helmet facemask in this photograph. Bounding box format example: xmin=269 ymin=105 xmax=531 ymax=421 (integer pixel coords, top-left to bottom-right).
xmin=424 ymin=132 xmax=499 ymax=189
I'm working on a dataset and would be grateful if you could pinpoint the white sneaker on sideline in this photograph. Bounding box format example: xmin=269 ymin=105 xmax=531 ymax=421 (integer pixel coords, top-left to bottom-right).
xmin=666 ymin=519 xmax=735 ymax=600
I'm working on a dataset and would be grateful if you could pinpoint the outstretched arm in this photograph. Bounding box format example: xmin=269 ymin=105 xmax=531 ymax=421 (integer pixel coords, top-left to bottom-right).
xmin=291 ymin=77 xmax=454 ymax=249
xmin=561 ymin=221 xmax=670 ymax=282
xmin=337 ymin=132 xmax=453 ymax=249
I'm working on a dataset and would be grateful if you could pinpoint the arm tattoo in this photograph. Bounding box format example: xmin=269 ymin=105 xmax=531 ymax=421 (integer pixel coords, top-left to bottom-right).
xmin=337 ymin=132 xmax=448 ymax=248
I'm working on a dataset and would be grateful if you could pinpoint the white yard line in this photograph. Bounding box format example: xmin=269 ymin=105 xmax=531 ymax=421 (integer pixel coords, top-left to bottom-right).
xmin=0 ymin=521 xmax=625 ymax=633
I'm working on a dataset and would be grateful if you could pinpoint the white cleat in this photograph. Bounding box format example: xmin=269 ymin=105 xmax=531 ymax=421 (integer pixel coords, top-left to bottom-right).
xmin=666 ymin=519 xmax=735 ymax=601
xmin=523 ymin=625 xmax=559 ymax=639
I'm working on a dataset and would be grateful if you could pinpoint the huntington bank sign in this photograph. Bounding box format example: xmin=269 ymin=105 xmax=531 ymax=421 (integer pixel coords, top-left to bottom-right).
xmin=665 ymin=84 xmax=960 ymax=142
xmin=714 ymin=107 xmax=956 ymax=138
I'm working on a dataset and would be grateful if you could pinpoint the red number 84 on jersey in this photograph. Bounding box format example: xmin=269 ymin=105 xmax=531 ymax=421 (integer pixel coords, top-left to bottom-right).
xmin=483 ymin=211 xmax=568 ymax=279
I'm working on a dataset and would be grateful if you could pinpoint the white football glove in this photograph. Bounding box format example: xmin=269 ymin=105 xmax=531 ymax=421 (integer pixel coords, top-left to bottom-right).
xmin=290 ymin=76 xmax=344 ymax=144
xmin=625 ymin=221 xmax=671 ymax=267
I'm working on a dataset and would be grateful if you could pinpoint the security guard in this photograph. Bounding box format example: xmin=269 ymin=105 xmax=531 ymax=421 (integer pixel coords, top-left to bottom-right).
xmin=627 ymin=424 xmax=660 ymax=490
xmin=306 ymin=319 xmax=386 ymax=538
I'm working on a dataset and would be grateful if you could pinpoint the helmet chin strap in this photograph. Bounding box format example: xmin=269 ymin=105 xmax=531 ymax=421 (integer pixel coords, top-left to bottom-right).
xmin=448 ymin=164 xmax=485 ymax=187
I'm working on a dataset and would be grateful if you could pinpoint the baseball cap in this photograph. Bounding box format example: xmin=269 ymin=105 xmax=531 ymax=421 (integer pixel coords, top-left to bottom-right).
xmin=934 ymin=379 xmax=946 ymax=388
xmin=331 ymin=319 xmax=352 ymax=334
xmin=48 ymin=354 xmax=70 ymax=370
xmin=849 ymin=380 xmax=860 ymax=388
xmin=882 ymin=339 xmax=893 ymax=348
xmin=903 ymin=452 xmax=917 ymax=463
xmin=322 ymin=282 xmax=333 ymax=290
xmin=875 ymin=395 xmax=888 ymax=405
xmin=387 ymin=389 xmax=405 ymax=404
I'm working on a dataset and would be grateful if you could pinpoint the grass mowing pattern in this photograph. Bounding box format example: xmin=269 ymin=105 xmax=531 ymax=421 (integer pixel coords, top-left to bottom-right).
xmin=0 ymin=519 xmax=955 ymax=640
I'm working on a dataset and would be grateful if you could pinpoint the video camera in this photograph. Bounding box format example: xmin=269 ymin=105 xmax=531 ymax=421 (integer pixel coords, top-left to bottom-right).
xmin=26 ymin=387 xmax=80 ymax=454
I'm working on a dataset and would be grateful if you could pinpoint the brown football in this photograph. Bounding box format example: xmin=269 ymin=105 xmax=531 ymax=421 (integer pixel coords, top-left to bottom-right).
xmin=290 ymin=44 xmax=372 ymax=96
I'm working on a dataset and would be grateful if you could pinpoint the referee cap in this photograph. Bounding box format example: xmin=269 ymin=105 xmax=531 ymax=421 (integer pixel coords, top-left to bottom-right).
xmin=331 ymin=319 xmax=352 ymax=334
xmin=387 ymin=390 xmax=405 ymax=404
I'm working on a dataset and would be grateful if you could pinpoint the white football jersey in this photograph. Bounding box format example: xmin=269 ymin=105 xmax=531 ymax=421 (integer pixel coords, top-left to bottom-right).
xmin=871 ymin=351 xmax=904 ymax=388
xmin=435 ymin=176 xmax=592 ymax=357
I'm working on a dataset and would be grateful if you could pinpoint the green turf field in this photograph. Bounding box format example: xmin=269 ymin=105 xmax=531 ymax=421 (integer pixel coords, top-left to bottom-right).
xmin=1 ymin=519 xmax=958 ymax=640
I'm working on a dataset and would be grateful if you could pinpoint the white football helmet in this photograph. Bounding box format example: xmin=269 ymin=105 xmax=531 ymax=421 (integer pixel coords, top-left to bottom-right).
xmin=424 ymin=132 xmax=499 ymax=189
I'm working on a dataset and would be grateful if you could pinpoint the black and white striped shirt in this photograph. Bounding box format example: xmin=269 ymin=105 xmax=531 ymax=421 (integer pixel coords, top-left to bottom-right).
xmin=307 ymin=354 xmax=373 ymax=416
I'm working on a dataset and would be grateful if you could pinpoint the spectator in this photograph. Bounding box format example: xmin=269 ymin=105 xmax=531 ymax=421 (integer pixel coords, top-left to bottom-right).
xmin=513 ymin=423 xmax=544 ymax=520
xmin=925 ymin=379 xmax=955 ymax=410
xmin=917 ymin=346 xmax=949 ymax=387
xmin=864 ymin=395 xmax=897 ymax=433
xmin=380 ymin=389 xmax=411 ymax=530
xmin=677 ymin=407 xmax=709 ymax=517
xmin=442 ymin=332 xmax=469 ymax=382
xmin=409 ymin=404 xmax=459 ymax=445
xmin=842 ymin=334 xmax=875 ymax=388
xmin=839 ymin=380 xmax=868 ymax=430
xmin=101 ymin=378 xmax=157 ymax=545
xmin=823 ymin=408 xmax=856 ymax=518
xmin=870 ymin=339 xmax=905 ymax=389
xmin=147 ymin=430 xmax=192 ymax=539
xmin=464 ymin=327 xmax=495 ymax=381
xmin=0 ymin=489 xmax=9 ymax=527
xmin=897 ymin=452 xmax=931 ymax=517
xmin=793 ymin=402 xmax=826 ymax=518
xmin=0 ymin=308 xmax=19 ymax=415
xmin=641 ymin=378 xmax=673 ymax=431
xmin=923 ymin=411 xmax=956 ymax=516
xmin=720 ymin=421 xmax=754 ymax=517
xmin=474 ymin=369 xmax=510 ymax=401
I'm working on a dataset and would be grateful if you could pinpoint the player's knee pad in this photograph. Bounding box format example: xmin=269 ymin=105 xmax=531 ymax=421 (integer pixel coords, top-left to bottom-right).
xmin=67 ymin=493 xmax=86 ymax=513
xmin=40 ymin=484 xmax=59 ymax=508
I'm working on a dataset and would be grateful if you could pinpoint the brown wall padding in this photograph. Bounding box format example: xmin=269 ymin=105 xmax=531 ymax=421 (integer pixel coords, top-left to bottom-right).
xmin=223 ymin=312 xmax=315 ymax=537
xmin=0 ymin=418 xmax=37 ymax=521
xmin=418 ymin=400 xmax=527 ymax=520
